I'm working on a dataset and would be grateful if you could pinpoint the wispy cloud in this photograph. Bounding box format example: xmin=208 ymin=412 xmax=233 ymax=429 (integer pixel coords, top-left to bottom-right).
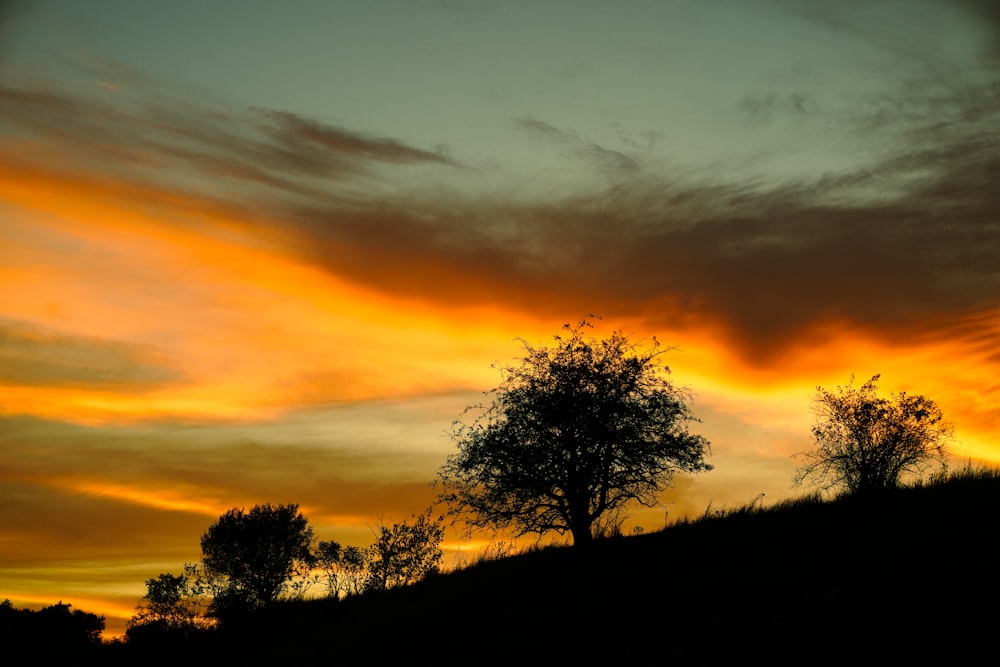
xmin=0 ymin=82 xmax=457 ymax=205
xmin=0 ymin=319 xmax=182 ymax=389
xmin=255 ymin=108 xmax=455 ymax=166
xmin=515 ymin=116 xmax=640 ymax=175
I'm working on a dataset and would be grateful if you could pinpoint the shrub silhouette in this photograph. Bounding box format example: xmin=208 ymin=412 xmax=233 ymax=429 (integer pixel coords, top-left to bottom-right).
xmin=125 ymin=570 xmax=215 ymax=647
xmin=1 ymin=599 xmax=104 ymax=661
xmin=365 ymin=509 xmax=445 ymax=592
xmin=795 ymin=374 xmax=952 ymax=496
xmin=315 ymin=541 xmax=369 ymax=598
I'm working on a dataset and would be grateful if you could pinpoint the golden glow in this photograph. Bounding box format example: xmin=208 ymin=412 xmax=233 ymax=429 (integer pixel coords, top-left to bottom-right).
xmin=0 ymin=160 xmax=530 ymax=427
xmin=67 ymin=481 xmax=228 ymax=517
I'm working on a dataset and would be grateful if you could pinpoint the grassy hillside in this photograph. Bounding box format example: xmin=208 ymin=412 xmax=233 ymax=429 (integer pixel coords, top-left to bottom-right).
xmin=321 ymin=469 xmax=999 ymax=664
xmin=99 ymin=468 xmax=1000 ymax=664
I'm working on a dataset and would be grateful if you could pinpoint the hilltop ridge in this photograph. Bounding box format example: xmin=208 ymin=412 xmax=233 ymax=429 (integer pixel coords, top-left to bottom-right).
xmin=108 ymin=468 xmax=1000 ymax=665
xmin=9 ymin=469 xmax=996 ymax=665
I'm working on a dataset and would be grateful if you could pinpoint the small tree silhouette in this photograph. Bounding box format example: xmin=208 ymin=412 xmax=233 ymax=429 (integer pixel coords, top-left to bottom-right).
xmin=315 ymin=541 xmax=370 ymax=598
xmin=199 ymin=503 xmax=314 ymax=617
xmin=365 ymin=509 xmax=445 ymax=592
xmin=794 ymin=374 xmax=953 ymax=496
xmin=125 ymin=570 xmax=215 ymax=644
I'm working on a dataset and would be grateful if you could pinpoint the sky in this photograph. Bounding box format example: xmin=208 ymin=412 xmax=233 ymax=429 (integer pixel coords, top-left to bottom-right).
xmin=1 ymin=0 xmax=999 ymax=638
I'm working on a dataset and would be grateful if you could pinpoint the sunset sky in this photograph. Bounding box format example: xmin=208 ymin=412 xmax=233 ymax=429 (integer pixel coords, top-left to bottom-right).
xmin=2 ymin=0 xmax=999 ymax=638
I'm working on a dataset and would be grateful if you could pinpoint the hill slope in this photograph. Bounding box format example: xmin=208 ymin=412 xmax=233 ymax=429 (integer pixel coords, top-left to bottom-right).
xmin=211 ymin=477 xmax=1000 ymax=665
xmin=112 ymin=471 xmax=1000 ymax=665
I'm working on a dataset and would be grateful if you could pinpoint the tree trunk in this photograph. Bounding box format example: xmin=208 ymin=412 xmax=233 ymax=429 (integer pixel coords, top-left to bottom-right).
xmin=570 ymin=522 xmax=593 ymax=548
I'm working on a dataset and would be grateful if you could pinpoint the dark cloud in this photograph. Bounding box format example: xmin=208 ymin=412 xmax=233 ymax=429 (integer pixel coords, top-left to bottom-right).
xmin=278 ymin=175 xmax=998 ymax=362
xmin=1 ymin=58 xmax=997 ymax=369
xmin=514 ymin=116 xmax=578 ymax=142
xmin=515 ymin=116 xmax=640 ymax=175
xmin=255 ymin=109 xmax=455 ymax=166
xmin=737 ymin=92 xmax=820 ymax=125
xmin=0 ymin=0 xmax=28 ymax=62
xmin=268 ymin=82 xmax=1000 ymax=358
xmin=0 ymin=319 xmax=182 ymax=389
xmin=0 ymin=82 xmax=456 ymax=203
xmin=956 ymin=0 xmax=1000 ymax=61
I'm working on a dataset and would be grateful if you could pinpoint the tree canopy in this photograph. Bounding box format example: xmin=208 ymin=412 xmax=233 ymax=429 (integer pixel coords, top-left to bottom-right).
xmin=365 ymin=510 xmax=445 ymax=591
xmin=199 ymin=503 xmax=314 ymax=616
xmin=794 ymin=374 xmax=953 ymax=496
xmin=1 ymin=599 xmax=104 ymax=661
xmin=437 ymin=319 xmax=712 ymax=547
xmin=125 ymin=570 xmax=215 ymax=644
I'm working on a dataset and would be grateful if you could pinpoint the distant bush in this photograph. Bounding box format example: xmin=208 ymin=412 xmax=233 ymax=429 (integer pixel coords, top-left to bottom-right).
xmin=365 ymin=509 xmax=445 ymax=592
xmin=1 ymin=599 xmax=105 ymax=660
xmin=794 ymin=374 xmax=952 ymax=497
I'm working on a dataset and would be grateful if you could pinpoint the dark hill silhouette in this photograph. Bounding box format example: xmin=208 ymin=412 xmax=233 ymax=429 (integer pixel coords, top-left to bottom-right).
xmin=94 ymin=469 xmax=1000 ymax=665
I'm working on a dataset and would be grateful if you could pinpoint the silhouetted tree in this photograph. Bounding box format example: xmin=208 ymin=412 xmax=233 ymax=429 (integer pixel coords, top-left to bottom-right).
xmin=437 ymin=319 xmax=712 ymax=547
xmin=199 ymin=503 xmax=315 ymax=617
xmin=1 ymin=599 xmax=104 ymax=660
xmin=315 ymin=540 xmax=370 ymax=598
xmin=365 ymin=509 xmax=445 ymax=591
xmin=794 ymin=374 xmax=953 ymax=496
xmin=125 ymin=570 xmax=215 ymax=644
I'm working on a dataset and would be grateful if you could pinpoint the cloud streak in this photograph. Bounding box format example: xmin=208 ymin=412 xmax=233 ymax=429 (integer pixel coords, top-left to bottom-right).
xmin=0 ymin=82 xmax=457 ymax=206
xmin=514 ymin=116 xmax=641 ymax=175
xmin=0 ymin=319 xmax=182 ymax=388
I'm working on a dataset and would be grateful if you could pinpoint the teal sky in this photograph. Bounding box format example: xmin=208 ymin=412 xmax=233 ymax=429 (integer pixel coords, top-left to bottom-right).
xmin=9 ymin=0 xmax=994 ymax=189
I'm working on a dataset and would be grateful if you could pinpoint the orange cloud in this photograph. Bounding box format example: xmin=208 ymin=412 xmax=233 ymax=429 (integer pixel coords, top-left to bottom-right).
xmin=0 ymin=160 xmax=542 ymax=427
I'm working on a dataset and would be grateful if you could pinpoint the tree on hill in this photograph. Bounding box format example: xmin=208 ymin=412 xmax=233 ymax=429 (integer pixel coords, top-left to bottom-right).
xmin=125 ymin=570 xmax=215 ymax=643
xmin=1 ymin=599 xmax=104 ymax=659
xmin=436 ymin=319 xmax=712 ymax=547
xmin=315 ymin=540 xmax=370 ymax=598
xmin=365 ymin=509 xmax=445 ymax=591
xmin=199 ymin=503 xmax=315 ymax=617
xmin=794 ymin=374 xmax=953 ymax=497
